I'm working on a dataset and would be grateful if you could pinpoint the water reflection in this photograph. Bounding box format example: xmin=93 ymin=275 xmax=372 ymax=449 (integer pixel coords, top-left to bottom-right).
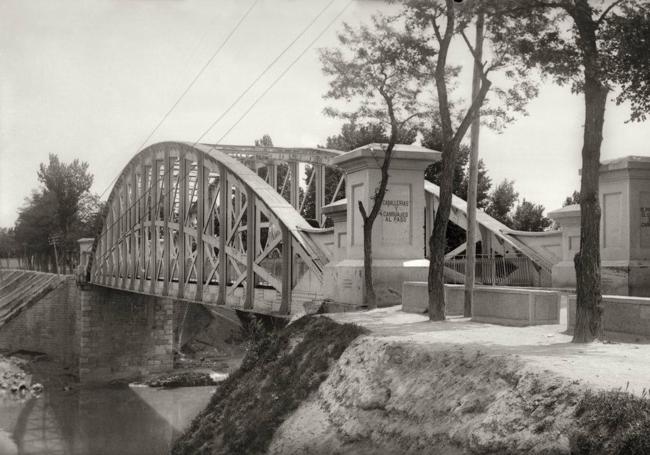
xmin=0 ymin=385 xmax=214 ymax=455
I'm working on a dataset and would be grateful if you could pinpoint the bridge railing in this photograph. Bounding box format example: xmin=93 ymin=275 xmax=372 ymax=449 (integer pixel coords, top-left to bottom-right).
xmin=444 ymin=254 xmax=552 ymax=287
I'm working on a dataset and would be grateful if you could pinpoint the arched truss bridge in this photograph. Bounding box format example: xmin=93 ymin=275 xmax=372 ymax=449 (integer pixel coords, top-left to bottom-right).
xmin=90 ymin=141 xmax=560 ymax=315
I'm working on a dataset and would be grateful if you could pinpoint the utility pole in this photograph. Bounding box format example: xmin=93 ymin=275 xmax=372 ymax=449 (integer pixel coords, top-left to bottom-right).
xmin=49 ymin=233 xmax=62 ymax=275
xmin=464 ymin=8 xmax=485 ymax=318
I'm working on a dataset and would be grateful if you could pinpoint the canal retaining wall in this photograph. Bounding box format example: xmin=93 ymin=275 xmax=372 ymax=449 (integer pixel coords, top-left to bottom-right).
xmin=0 ymin=271 xmax=78 ymax=366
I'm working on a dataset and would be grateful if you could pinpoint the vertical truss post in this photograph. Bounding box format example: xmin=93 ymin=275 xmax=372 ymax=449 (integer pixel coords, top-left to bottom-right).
xmin=280 ymin=225 xmax=292 ymax=315
xmin=289 ymin=161 xmax=299 ymax=210
xmin=178 ymin=152 xmax=187 ymax=299
xmin=245 ymin=187 xmax=255 ymax=310
xmin=163 ymin=149 xmax=171 ymax=296
xmin=129 ymin=167 xmax=137 ymax=290
xmin=105 ymin=209 xmax=113 ymax=286
xmin=196 ymin=153 xmax=205 ymax=301
xmin=149 ymin=159 xmax=158 ymax=294
xmin=315 ymin=164 xmax=324 ymax=225
xmin=219 ymin=164 xmax=228 ymax=305
xmin=117 ymin=185 xmax=124 ymax=288
xmin=138 ymin=162 xmax=145 ymax=292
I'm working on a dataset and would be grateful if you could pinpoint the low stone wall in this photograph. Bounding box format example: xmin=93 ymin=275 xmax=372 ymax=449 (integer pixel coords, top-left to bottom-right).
xmin=567 ymin=295 xmax=650 ymax=341
xmin=402 ymin=282 xmax=560 ymax=326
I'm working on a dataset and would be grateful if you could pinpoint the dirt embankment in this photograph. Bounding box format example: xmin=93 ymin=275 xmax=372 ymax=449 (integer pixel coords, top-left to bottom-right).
xmin=270 ymin=337 xmax=584 ymax=454
xmin=175 ymin=316 xmax=650 ymax=455
xmin=172 ymin=316 xmax=366 ymax=455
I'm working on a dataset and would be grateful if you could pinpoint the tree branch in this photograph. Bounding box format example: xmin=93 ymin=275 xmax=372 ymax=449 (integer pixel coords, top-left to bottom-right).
xmin=451 ymin=77 xmax=492 ymax=149
xmin=398 ymin=111 xmax=424 ymax=128
xmin=431 ymin=16 xmax=442 ymax=43
xmin=358 ymin=200 xmax=368 ymax=221
xmin=597 ymin=0 xmax=627 ymax=25
xmin=459 ymin=28 xmax=487 ymax=79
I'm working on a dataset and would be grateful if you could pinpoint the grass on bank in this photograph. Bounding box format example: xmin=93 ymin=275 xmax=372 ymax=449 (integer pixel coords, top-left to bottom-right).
xmin=572 ymin=389 xmax=650 ymax=454
xmin=172 ymin=315 xmax=367 ymax=455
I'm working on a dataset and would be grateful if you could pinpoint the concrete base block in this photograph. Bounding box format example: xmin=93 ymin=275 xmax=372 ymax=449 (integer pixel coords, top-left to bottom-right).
xmin=401 ymin=282 xmax=464 ymax=316
xmin=471 ymin=287 xmax=560 ymax=326
xmin=567 ymin=294 xmax=650 ymax=341
xmin=324 ymin=259 xmax=429 ymax=307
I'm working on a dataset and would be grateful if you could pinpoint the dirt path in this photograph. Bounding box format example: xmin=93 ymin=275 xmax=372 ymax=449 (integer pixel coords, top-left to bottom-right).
xmin=327 ymin=306 xmax=650 ymax=396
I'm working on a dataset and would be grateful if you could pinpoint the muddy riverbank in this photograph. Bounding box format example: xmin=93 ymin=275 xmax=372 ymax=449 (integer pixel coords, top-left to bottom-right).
xmin=0 ymin=312 xmax=248 ymax=455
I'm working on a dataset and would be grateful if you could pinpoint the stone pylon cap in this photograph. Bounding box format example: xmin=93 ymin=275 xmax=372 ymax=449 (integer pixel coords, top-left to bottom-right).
xmin=332 ymin=143 xmax=441 ymax=170
xmin=600 ymin=155 xmax=650 ymax=172
xmin=548 ymin=204 xmax=580 ymax=225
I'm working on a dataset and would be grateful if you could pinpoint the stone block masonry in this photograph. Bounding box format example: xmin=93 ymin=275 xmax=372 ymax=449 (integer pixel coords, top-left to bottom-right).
xmin=78 ymin=285 xmax=174 ymax=383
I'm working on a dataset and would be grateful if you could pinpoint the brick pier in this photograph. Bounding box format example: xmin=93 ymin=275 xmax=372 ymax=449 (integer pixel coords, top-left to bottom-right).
xmin=78 ymin=285 xmax=174 ymax=383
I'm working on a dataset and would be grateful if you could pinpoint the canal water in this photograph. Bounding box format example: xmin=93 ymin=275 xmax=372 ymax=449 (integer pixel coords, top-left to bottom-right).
xmin=0 ymin=384 xmax=215 ymax=455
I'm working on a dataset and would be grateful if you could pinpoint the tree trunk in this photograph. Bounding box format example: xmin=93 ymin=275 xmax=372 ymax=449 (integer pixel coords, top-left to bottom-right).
xmin=572 ymin=0 xmax=607 ymax=343
xmin=363 ymin=222 xmax=376 ymax=309
xmin=428 ymin=142 xmax=457 ymax=320
xmin=573 ymin=81 xmax=607 ymax=342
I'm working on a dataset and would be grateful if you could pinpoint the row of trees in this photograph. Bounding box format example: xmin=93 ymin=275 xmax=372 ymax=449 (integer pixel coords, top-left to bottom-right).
xmin=318 ymin=0 xmax=650 ymax=342
xmin=0 ymin=155 xmax=103 ymax=273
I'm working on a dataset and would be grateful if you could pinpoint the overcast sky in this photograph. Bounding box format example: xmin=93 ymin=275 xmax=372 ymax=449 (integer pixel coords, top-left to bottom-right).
xmin=1 ymin=0 xmax=648 ymax=228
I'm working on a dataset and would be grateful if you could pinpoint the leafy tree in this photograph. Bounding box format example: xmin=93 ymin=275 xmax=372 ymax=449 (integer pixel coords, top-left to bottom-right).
xmin=14 ymin=190 xmax=60 ymax=271
xmin=458 ymin=158 xmax=492 ymax=209
xmin=511 ymin=199 xmax=552 ymax=231
xmin=13 ymin=155 xmax=98 ymax=272
xmin=486 ymin=179 xmax=519 ymax=226
xmin=254 ymin=134 xmax=273 ymax=147
xmin=0 ymin=227 xmax=19 ymax=259
xmin=497 ymin=0 xmax=650 ymax=342
xmin=321 ymin=15 xmax=431 ymax=309
xmin=563 ymin=190 xmax=581 ymax=207
xmin=37 ymin=154 xmax=93 ymax=237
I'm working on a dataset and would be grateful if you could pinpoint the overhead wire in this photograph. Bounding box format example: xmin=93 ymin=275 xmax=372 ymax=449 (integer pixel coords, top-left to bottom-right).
xmin=192 ymin=0 xmax=338 ymax=145
xmin=215 ymin=0 xmax=354 ymax=144
xmin=97 ymin=0 xmax=261 ymax=200
xmin=93 ymin=0 xmax=351 ymax=264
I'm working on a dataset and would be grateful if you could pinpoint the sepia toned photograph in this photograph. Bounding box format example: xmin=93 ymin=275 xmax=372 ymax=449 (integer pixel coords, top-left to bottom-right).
xmin=1 ymin=0 xmax=649 ymax=453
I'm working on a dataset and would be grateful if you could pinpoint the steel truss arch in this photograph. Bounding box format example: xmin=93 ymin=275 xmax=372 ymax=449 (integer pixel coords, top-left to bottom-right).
xmin=90 ymin=142 xmax=327 ymax=314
